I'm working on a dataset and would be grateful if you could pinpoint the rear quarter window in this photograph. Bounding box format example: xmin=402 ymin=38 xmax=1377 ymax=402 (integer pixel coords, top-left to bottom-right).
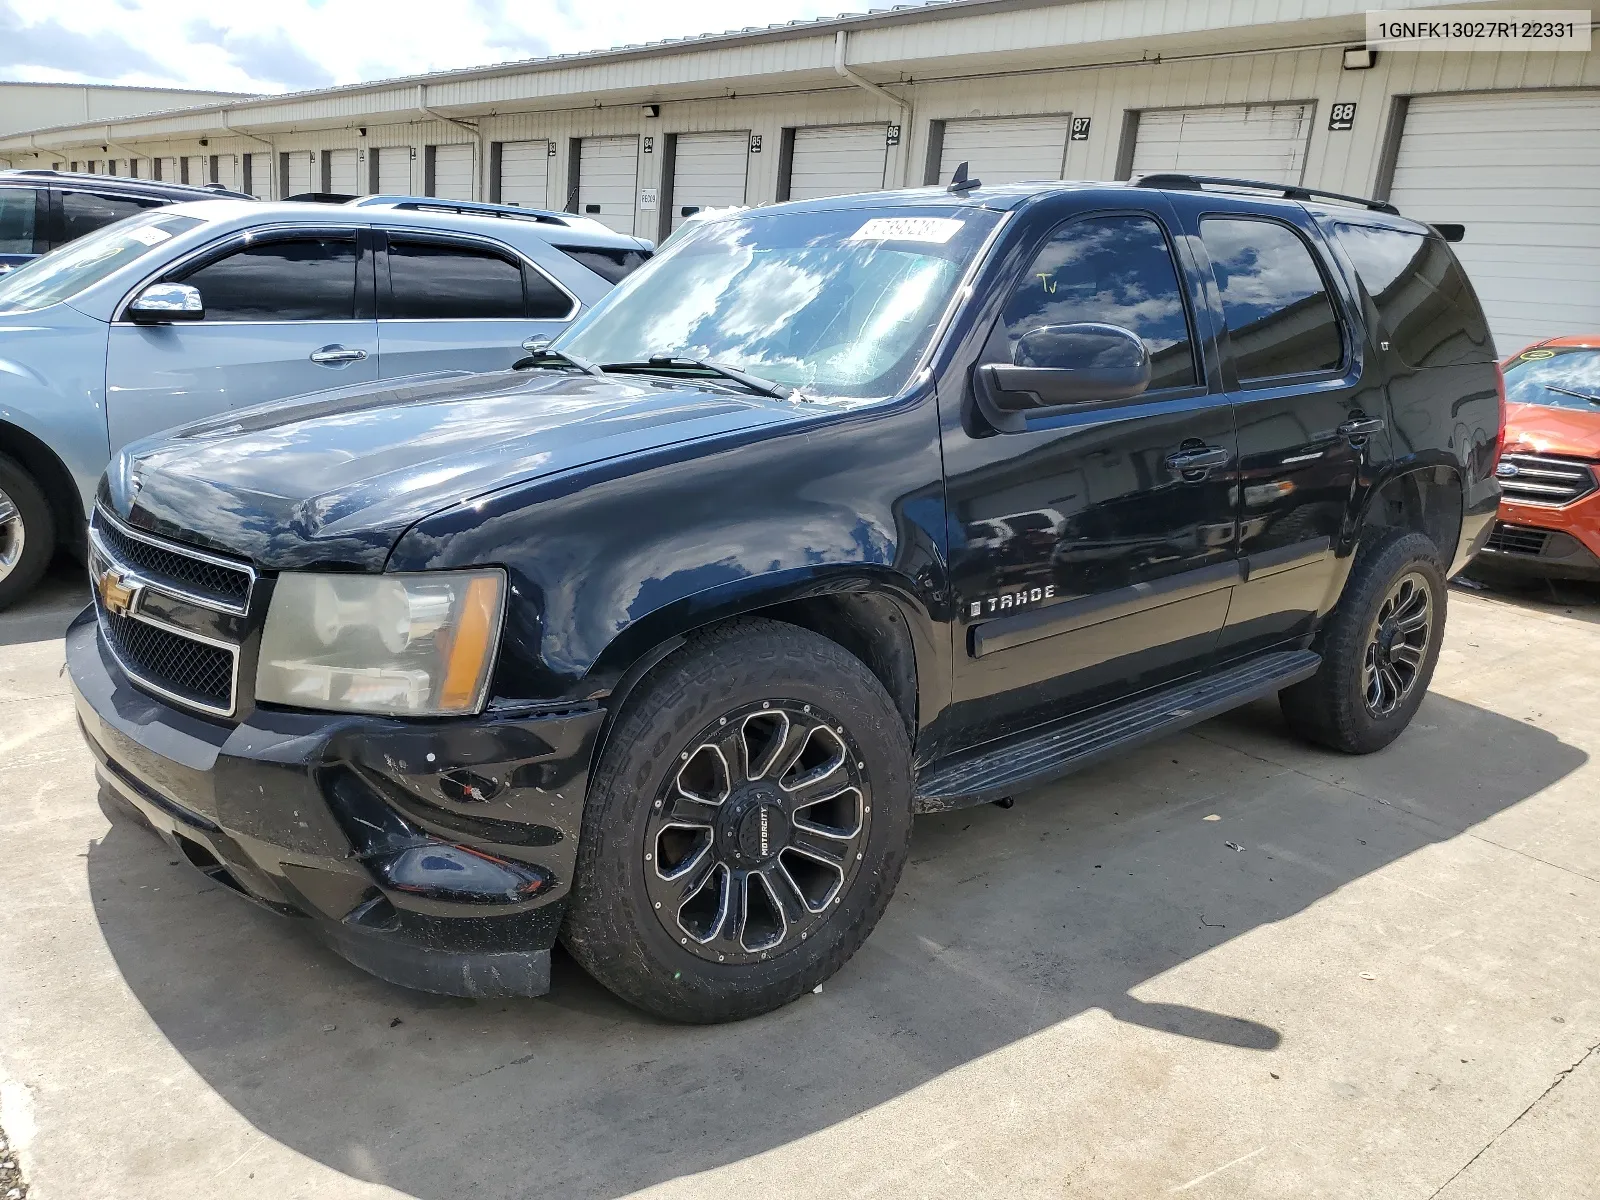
xmin=554 ymin=244 xmax=651 ymax=285
xmin=1333 ymin=223 xmax=1495 ymax=367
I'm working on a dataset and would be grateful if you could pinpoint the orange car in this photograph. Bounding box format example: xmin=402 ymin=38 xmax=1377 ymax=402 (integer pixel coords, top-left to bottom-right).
xmin=1474 ymin=335 xmax=1600 ymax=582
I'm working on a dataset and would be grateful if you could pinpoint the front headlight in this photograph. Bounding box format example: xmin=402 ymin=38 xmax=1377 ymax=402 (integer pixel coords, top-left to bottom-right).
xmin=256 ymin=570 xmax=506 ymax=716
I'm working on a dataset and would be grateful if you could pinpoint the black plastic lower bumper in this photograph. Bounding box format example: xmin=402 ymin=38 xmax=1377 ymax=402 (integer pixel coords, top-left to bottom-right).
xmin=1473 ymin=522 xmax=1600 ymax=583
xmin=68 ymin=606 xmax=605 ymax=999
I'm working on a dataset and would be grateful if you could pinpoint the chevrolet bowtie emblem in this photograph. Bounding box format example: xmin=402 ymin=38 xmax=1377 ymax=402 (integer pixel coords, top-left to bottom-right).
xmin=97 ymin=568 xmax=140 ymax=618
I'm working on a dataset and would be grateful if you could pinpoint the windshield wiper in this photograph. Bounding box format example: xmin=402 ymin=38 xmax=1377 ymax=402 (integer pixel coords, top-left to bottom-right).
xmin=1543 ymin=383 xmax=1600 ymax=406
xmin=515 ymin=347 xmax=605 ymax=376
xmin=600 ymin=355 xmax=806 ymax=401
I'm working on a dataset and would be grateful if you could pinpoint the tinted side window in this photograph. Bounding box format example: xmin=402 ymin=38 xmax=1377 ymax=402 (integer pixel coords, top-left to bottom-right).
xmin=60 ymin=190 xmax=164 ymax=242
xmin=555 ymin=244 xmax=650 ymax=285
xmin=0 ymin=187 xmax=40 ymax=254
xmin=1201 ymin=217 xmax=1343 ymax=382
xmin=1333 ymin=223 xmax=1494 ymax=367
xmin=524 ymin=267 xmax=573 ymax=319
xmin=998 ymin=214 xmax=1197 ymax=390
xmin=387 ymin=240 xmax=525 ymax=319
xmin=178 ymin=237 xmax=358 ymax=321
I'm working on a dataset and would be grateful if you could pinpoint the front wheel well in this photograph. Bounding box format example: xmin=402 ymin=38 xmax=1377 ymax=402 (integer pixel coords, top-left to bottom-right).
xmin=1363 ymin=466 xmax=1462 ymax=563
xmin=600 ymin=592 xmax=920 ymax=751
xmin=0 ymin=421 xmax=86 ymax=556
xmin=755 ymin=593 xmax=919 ymax=737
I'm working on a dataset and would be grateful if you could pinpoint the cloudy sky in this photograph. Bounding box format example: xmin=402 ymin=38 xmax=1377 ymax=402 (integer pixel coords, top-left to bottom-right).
xmin=0 ymin=0 xmax=862 ymax=95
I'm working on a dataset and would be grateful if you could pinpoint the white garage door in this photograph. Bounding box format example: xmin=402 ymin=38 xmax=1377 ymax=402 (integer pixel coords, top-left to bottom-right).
xmin=789 ymin=125 xmax=886 ymax=200
xmin=939 ymin=115 xmax=1071 ymax=185
xmin=243 ymin=153 xmax=270 ymax=199
xmin=499 ymin=140 xmax=549 ymax=208
xmin=376 ymin=147 xmax=411 ymax=195
xmin=432 ymin=144 xmax=475 ymax=200
xmin=670 ymin=132 xmax=749 ymax=231
xmin=579 ymin=136 xmax=639 ymax=235
xmin=287 ymin=152 xmax=313 ymax=196
xmin=155 ymin=158 xmax=177 ymax=184
xmin=327 ymin=149 xmax=360 ymax=195
xmin=1388 ymin=90 xmax=1600 ymax=350
xmin=1131 ymin=103 xmax=1313 ymax=184
xmin=183 ymin=156 xmax=207 ymax=186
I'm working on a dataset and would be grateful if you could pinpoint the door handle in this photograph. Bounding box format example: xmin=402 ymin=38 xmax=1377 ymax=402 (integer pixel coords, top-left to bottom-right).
xmin=1165 ymin=446 xmax=1231 ymax=477
xmin=1338 ymin=416 xmax=1386 ymax=439
xmin=310 ymin=345 xmax=368 ymax=366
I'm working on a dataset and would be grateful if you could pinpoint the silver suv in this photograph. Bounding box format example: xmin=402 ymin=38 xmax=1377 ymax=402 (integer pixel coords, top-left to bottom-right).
xmin=0 ymin=196 xmax=651 ymax=606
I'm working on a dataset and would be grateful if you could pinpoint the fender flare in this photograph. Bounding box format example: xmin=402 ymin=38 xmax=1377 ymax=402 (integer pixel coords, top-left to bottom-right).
xmin=581 ymin=563 xmax=939 ymax=762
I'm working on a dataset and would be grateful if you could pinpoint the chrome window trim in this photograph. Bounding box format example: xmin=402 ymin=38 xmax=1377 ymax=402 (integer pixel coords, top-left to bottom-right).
xmin=372 ymin=317 xmax=573 ymax=326
xmin=377 ymin=226 xmax=581 ymax=322
xmin=112 ymin=319 xmax=374 ymax=327
xmin=91 ymin=507 xmax=256 ymax=614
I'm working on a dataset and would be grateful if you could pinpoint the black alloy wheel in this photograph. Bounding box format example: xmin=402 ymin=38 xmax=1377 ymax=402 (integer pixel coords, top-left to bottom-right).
xmin=643 ymin=699 xmax=872 ymax=964
xmin=1280 ymin=528 xmax=1447 ymax=754
xmin=1362 ymin=570 xmax=1433 ymax=717
xmin=562 ymin=617 xmax=913 ymax=1023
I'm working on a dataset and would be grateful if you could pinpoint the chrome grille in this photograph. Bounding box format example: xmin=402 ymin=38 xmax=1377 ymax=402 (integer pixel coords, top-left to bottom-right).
xmin=1496 ymin=453 xmax=1598 ymax=507
xmin=89 ymin=509 xmax=253 ymax=718
xmin=101 ymin=607 xmax=235 ymax=712
xmin=91 ymin=509 xmax=254 ymax=612
xmin=1484 ymin=523 xmax=1551 ymax=556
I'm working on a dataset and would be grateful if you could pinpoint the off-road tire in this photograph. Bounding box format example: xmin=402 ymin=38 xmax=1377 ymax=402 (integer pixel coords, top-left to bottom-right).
xmin=1280 ymin=529 xmax=1446 ymax=754
xmin=561 ymin=618 xmax=913 ymax=1023
xmin=0 ymin=454 xmax=55 ymax=612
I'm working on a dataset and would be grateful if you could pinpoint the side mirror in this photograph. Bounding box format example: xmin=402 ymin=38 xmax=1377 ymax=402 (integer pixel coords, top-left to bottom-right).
xmin=128 ymin=282 xmax=204 ymax=324
xmin=979 ymin=323 xmax=1151 ymax=413
xmin=521 ymin=335 xmax=552 ymax=354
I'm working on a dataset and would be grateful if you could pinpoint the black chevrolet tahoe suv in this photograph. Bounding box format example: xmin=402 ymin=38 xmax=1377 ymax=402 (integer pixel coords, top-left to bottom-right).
xmin=69 ymin=174 xmax=1503 ymax=1023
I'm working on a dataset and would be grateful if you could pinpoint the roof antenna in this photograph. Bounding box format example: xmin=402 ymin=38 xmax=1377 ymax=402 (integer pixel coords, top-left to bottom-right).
xmin=947 ymin=161 xmax=981 ymax=193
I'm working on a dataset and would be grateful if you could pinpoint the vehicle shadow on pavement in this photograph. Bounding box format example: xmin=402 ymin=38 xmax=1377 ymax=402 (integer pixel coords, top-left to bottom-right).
xmin=0 ymin=559 xmax=84 ymax=649
xmin=84 ymin=689 xmax=1585 ymax=1198
xmin=1455 ymin=573 xmax=1600 ymax=626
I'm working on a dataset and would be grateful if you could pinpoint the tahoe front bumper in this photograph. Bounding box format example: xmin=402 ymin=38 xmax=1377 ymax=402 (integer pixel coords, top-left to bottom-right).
xmin=67 ymin=606 xmax=603 ymax=999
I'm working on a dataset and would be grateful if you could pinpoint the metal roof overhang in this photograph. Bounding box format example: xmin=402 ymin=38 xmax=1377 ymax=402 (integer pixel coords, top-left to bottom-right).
xmin=0 ymin=0 xmax=1498 ymax=152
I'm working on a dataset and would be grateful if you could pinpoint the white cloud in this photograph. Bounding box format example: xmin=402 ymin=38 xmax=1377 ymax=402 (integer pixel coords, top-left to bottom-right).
xmin=0 ymin=0 xmax=864 ymax=94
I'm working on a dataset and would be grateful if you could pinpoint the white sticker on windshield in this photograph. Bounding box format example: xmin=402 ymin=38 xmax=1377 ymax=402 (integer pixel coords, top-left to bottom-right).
xmin=848 ymin=217 xmax=964 ymax=244
xmin=128 ymin=226 xmax=174 ymax=246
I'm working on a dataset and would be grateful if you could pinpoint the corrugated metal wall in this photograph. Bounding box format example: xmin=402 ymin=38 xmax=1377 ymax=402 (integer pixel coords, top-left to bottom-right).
xmin=11 ymin=42 xmax=1596 ymax=223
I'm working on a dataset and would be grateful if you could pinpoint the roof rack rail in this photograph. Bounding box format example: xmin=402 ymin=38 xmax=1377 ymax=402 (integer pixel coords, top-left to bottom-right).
xmin=1135 ymin=174 xmax=1399 ymax=216
xmin=348 ymin=194 xmax=574 ymax=226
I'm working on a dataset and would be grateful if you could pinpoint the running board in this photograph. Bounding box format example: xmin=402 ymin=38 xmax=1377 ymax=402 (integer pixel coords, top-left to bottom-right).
xmin=913 ymin=650 xmax=1321 ymax=813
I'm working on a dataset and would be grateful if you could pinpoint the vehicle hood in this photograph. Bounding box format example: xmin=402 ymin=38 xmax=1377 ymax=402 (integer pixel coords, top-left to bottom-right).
xmin=1503 ymin=401 xmax=1600 ymax=461
xmin=106 ymin=369 xmax=812 ymax=570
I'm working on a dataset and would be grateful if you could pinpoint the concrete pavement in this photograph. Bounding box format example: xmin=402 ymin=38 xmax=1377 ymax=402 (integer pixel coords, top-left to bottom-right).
xmin=1 ymin=567 xmax=1597 ymax=1198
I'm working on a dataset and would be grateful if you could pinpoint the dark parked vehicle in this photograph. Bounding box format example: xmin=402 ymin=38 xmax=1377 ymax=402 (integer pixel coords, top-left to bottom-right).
xmin=69 ymin=174 xmax=1502 ymax=1022
xmin=0 ymin=169 xmax=249 ymax=273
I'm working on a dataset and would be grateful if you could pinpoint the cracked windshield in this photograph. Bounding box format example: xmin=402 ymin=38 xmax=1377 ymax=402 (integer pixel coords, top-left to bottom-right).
xmin=558 ymin=206 xmax=1001 ymax=399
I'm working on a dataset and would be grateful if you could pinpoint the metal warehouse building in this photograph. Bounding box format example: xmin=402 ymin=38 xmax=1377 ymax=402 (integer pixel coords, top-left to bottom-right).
xmin=2 ymin=0 xmax=1597 ymax=348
